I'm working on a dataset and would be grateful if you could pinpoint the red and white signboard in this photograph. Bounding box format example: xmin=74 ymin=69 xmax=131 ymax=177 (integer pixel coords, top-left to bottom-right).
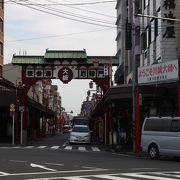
xmin=138 ymin=60 xmax=179 ymax=84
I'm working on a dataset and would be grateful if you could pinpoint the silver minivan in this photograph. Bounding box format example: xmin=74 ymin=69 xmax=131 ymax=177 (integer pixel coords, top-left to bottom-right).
xmin=141 ymin=116 xmax=180 ymax=159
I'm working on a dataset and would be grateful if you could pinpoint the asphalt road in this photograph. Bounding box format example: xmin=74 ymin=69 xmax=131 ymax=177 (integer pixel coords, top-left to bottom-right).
xmin=0 ymin=133 xmax=180 ymax=180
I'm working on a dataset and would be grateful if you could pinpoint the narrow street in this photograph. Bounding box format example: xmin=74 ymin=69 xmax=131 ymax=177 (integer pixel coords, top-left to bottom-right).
xmin=0 ymin=133 xmax=180 ymax=180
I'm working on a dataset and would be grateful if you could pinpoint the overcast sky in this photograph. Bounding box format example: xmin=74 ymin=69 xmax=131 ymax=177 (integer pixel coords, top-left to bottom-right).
xmin=4 ymin=0 xmax=117 ymax=115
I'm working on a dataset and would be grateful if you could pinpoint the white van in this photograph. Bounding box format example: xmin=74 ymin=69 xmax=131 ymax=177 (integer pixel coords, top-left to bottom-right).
xmin=141 ymin=116 xmax=180 ymax=159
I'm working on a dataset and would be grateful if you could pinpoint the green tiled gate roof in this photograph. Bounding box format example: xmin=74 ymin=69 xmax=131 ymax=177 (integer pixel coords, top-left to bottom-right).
xmin=44 ymin=50 xmax=87 ymax=59
xmin=12 ymin=55 xmax=44 ymax=64
xmin=12 ymin=49 xmax=119 ymax=65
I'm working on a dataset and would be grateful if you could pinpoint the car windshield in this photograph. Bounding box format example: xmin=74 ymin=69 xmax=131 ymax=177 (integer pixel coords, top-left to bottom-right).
xmin=72 ymin=126 xmax=89 ymax=132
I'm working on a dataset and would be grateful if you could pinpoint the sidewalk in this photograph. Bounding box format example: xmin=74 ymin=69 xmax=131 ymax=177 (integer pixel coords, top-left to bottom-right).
xmin=92 ymin=140 xmax=146 ymax=157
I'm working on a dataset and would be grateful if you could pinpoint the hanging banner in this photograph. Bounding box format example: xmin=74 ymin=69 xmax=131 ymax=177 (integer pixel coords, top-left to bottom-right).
xmin=138 ymin=60 xmax=179 ymax=84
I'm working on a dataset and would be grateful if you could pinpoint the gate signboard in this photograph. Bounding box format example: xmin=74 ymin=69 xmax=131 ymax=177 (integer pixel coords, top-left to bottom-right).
xmin=58 ymin=67 xmax=73 ymax=84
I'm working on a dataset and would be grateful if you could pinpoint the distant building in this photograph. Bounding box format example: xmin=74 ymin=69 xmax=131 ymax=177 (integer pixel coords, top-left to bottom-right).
xmin=0 ymin=0 xmax=3 ymax=77
xmin=115 ymin=0 xmax=140 ymax=84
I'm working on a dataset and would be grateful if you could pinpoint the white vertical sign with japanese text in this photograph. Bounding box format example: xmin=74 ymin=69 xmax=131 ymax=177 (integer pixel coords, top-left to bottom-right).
xmin=138 ymin=60 xmax=179 ymax=84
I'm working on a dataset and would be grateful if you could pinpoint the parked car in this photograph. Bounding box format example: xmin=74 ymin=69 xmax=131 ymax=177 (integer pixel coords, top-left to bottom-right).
xmin=141 ymin=116 xmax=180 ymax=160
xmin=63 ymin=124 xmax=71 ymax=133
xmin=69 ymin=125 xmax=91 ymax=144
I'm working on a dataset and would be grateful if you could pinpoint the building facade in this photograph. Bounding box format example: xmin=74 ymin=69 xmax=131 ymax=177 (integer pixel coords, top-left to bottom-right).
xmin=0 ymin=0 xmax=3 ymax=77
xmin=115 ymin=0 xmax=140 ymax=84
xmin=140 ymin=0 xmax=180 ymax=65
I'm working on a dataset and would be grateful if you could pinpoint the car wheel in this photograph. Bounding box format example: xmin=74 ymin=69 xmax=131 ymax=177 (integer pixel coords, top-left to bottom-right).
xmin=148 ymin=144 xmax=159 ymax=160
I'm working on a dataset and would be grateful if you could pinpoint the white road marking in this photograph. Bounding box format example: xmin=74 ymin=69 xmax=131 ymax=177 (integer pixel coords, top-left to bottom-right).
xmin=25 ymin=146 xmax=34 ymax=148
xmin=153 ymin=172 xmax=180 ymax=178
xmin=122 ymin=172 xmax=177 ymax=180
xmin=44 ymin=163 xmax=64 ymax=166
xmin=131 ymin=168 xmax=158 ymax=170
xmin=64 ymin=146 xmax=72 ymax=150
xmin=51 ymin=146 xmax=60 ymax=149
xmin=37 ymin=146 xmax=46 ymax=149
xmin=81 ymin=166 xmax=97 ymax=169
xmin=0 ymin=168 xmax=109 ymax=177
xmin=12 ymin=146 xmax=21 ymax=148
xmin=91 ymin=147 xmax=100 ymax=152
xmin=78 ymin=146 xmax=86 ymax=151
xmin=30 ymin=163 xmax=56 ymax=172
xmin=9 ymin=160 xmax=27 ymax=163
xmin=94 ymin=174 xmax=133 ymax=180
xmin=63 ymin=177 xmax=89 ymax=180
xmin=0 ymin=171 xmax=10 ymax=175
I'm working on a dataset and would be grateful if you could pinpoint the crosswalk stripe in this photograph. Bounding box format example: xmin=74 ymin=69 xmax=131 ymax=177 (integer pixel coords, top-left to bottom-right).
xmin=51 ymin=146 xmax=60 ymax=149
xmin=91 ymin=147 xmax=100 ymax=152
xmin=153 ymin=172 xmax=180 ymax=178
xmin=37 ymin=146 xmax=46 ymax=149
xmin=122 ymin=172 xmax=177 ymax=180
xmin=24 ymin=146 xmax=34 ymax=148
xmin=64 ymin=146 xmax=72 ymax=150
xmin=78 ymin=146 xmax=86 ymax=151
xmin=94 ymin=174 xmax=133 ymax=180
xmin=63 ymin=177 xmax=90 ymax=180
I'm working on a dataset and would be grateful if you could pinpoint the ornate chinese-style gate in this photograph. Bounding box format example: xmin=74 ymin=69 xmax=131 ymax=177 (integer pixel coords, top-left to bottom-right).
xmin=12 ymin=49 xmax=118 ymax=144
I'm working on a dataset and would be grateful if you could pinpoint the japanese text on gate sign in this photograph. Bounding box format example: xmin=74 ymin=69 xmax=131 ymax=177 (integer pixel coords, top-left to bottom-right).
xmin=138 ymin=60 xmax=179 ymax=84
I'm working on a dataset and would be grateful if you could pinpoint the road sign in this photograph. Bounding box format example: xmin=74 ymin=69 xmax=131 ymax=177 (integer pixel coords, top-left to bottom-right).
xmin=10 ymin=103 xmax=15 ymax=112
xmin=19 ymin=106 xmax=24 ymax=112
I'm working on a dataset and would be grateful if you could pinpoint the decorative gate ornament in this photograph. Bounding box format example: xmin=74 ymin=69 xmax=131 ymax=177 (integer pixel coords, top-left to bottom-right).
xmin=58 ymin=67 xmax=73 ymax=84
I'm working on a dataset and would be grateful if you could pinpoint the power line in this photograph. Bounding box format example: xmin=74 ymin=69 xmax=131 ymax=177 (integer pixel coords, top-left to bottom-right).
xmin=47 ymin=0 xmax=116 ymax=19
xmin=6 ymin=28 xmax=114 ymax=42
xmin=6 ymin=0 xmax=116 ymax=6
xmin=9 ymin=0 xmax=116 ymax=28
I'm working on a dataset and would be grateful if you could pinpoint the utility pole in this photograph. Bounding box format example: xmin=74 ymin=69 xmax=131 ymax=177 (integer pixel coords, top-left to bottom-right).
xmin=129 ymin=0 xmax=136 ymax=152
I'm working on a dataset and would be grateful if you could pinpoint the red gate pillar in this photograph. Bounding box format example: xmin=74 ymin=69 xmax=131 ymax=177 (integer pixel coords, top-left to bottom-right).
xmin=135 ymin=88 xmax=141 ymax=153
xmin=178 ymin=88 xmax=180 ymax=115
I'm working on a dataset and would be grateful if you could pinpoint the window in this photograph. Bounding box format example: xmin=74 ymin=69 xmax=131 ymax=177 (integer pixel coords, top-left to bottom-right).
xmin=141 ymin=32 xmax=147 ymax=51
xmin=145 ymin=26 xmax=151 ymax=48
xmin=143 ymin=0 xmax=149 ymax=9
xmin=144 ymin=118 xmax=171 ymax=132
xmin=154 ymin=19 xmax=158 ymax=38
xmin=150 ymin=19 xmax=155 ymax=42
xmin=171 ymin=120 xmax=180 ymax=132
